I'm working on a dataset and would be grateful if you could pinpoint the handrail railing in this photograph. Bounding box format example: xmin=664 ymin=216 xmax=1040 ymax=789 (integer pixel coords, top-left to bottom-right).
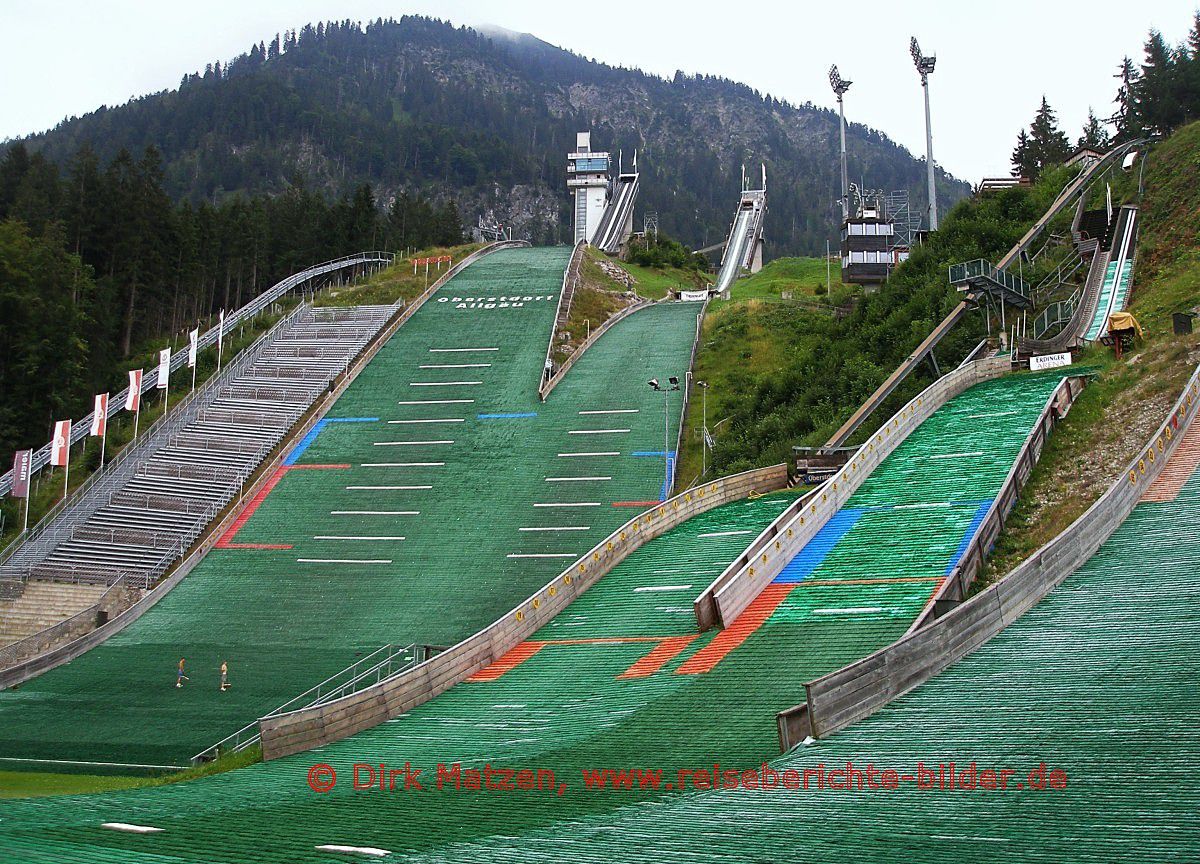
xmin=191 ymin=642 xmax=428 ymax=763
xmin=0 ymin=252 xmax=393 ymax=497
xmin=948 ymin=259 xmax=1031 ymax=301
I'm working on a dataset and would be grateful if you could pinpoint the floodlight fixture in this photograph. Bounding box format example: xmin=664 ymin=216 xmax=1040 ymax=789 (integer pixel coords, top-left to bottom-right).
xmin=910 ymin=37 xmax=936 ymax=78
xmin=910 ymin=37 xmax=940 ymax=230
xmin=828 ymin=65 xmax=851 ymax=98
xmin=648 ymin=378 xmax=660 ymax=390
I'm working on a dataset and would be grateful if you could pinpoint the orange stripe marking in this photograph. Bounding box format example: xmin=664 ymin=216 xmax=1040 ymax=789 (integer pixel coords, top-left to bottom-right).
xmin=1142 ymin=424 xmax=1200 ymax=502
xmin=467 ymin=642 xmax=547 ymax=682
xmin=676 ymin=583 xmax=797 ymax=675
xmin=618 ymin=635 xmax=698 ymax=679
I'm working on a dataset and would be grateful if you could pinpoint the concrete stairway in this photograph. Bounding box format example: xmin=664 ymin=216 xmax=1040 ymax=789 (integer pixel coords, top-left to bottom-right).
xmin=0 ymin=581 xmax=110 ymax=645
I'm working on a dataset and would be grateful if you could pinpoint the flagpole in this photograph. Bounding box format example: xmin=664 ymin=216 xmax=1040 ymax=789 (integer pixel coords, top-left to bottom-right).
xmin=22 ymin=493 xmax=29 ymax=535
xmin=100 ymin=415 xmax=108 ymax=470
xmin=134 ymin=399 xmax=141 ymax=439
xmin=63 ymin=448 xmax=70 ymax=500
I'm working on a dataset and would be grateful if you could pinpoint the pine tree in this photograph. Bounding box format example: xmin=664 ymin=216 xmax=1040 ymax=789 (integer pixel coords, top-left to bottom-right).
xmin=1132 ymin=31 xmax=1181 ymax=134
xmin=1077 ymin=108 xmax=1111 ymax=150
xmin=1012 ymin=98 xmax=1071 ymax=179
xmin=1110 ymin=57 xmax=1140 ymax=140
xmin=1010 ymin=130 xmax=1033 ymax=178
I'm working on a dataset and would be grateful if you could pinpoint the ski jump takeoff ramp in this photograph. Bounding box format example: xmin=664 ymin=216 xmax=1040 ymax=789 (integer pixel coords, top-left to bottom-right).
xmin=0 ymin=246 xmax=701 ymax=769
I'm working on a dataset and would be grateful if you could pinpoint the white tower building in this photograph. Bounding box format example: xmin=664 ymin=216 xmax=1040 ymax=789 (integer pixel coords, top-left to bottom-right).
xmin=567 ymin=132 xmax=611 ymax=244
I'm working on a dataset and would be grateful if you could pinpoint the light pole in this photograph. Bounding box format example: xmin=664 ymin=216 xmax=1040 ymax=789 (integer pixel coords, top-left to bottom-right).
xmin=696 ymin=380 xmax=709 ymax=477
xmin=648 ymin=376 xmax=680 ymax=499
xmin=910 ymin=37 xmax=939 ymax=231
xmin=829 ymin=65 xmax=852 ymax=221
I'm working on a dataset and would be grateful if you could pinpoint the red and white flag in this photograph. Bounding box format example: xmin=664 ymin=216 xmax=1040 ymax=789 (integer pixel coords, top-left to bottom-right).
xmin=126 ymin=369 xmax=142 ymax=411
xmin=50 ymin=420 xmax=71 ymax=467
xmin=156 ymin=348 xmax=171 ymax=389
xmin=90 ymin=394 xmax=108 ymax=436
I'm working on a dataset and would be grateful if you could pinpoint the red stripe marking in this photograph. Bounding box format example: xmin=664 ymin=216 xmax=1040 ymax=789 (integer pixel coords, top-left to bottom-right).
xmin=612 ymin=501 xmax=663 ymax=508
xmin=220 ymin=543 xmax=294 ymax=550
xmin=618 ymin=635 xmax=698 ymax=679
xmin=676 ymin=583 xmax=797 ymax=675
xmin=216 ymin=463 xmax=349 ymax=548
xmin=467 ymin=642 xmax=546 ymax=682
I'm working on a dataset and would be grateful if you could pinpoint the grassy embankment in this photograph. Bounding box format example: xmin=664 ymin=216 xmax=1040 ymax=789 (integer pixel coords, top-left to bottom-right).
xmin=0 ymin=746 xmax=262 ymax=798
xmin=673 ymin=257 xmax=852 ymax=488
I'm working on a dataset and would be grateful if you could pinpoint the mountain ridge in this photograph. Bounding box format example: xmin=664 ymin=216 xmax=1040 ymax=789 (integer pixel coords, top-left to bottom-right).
xmin=11 ymin=16 xmax=971 ymax=256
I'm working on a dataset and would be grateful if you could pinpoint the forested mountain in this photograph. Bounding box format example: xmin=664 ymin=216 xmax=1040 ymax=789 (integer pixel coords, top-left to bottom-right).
xmin=12 ymin=16 xmax=969 ymax=255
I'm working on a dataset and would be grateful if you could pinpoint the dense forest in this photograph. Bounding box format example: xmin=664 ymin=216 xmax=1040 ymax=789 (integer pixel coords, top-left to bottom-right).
xmin=12 ymin=16 xmax=969 ymax=256
xmin=0 ymin=143 xmax=462 ymax=456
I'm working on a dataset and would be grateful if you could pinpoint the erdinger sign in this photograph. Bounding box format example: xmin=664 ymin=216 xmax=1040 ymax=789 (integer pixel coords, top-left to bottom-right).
xmin=1029 ymin=352 xmax=1072 ymax=372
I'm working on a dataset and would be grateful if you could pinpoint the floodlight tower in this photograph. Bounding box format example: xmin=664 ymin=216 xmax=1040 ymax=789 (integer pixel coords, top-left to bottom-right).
xmin=829 ymin=65 xmax=852 ymax=221
xmin=910 ymin=37 xmax=939 ymax=231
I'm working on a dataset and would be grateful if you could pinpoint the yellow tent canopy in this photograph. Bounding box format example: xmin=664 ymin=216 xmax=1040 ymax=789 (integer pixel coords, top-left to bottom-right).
xmin=1108 ymin=311 xmax=1143 ymax=339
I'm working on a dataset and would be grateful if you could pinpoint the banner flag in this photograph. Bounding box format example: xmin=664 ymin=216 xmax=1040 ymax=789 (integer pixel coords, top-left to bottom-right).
xmin=50 ymin=420 xmax=71 ymax=467
xmin=11 ymin=450 xmax=32 ymax=498
xmin=90 ymin=394 xmax=108 ymax=436
xmin=156 ymin=348 xmax=171 ymax=389
xmin=188 ymin=328 xmax=199 ymax=368
xmin=126 ymin=370 xmax=142 ymax=411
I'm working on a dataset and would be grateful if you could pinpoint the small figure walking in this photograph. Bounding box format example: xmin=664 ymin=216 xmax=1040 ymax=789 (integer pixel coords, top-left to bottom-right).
xmin=219 ymin=661 xmax=230 ymax=691
xmin=176 ymin=658 xmax=189 ymax=688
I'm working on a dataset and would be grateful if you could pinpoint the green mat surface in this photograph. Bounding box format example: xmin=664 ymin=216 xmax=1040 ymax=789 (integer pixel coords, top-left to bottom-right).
xmin=0 ymin=371 xmax=1127 ymax=863
xmin=0 ymin=247 xmax=700 ymax=767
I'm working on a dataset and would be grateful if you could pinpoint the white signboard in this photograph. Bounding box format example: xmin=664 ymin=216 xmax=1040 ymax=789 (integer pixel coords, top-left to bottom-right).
xmin=679 ymin=290 xmax=709 ymax=303
xmin=1029 ymin=352 xmax=1072 ymax=372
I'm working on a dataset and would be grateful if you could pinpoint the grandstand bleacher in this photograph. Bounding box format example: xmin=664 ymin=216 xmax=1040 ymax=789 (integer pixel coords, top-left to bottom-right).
xmin=0 ymin=305 xmax=395 ymax=592
xmin=0 ymin=246 xmax=701 ymax=768
xmin=0 ymin=370 xmax=1084 ymax=862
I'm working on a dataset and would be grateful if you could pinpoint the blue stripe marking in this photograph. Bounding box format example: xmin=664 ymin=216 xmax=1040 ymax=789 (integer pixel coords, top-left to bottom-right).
xmin=773 ymin=509 xmax=866 ymax=584
xmin=944 ymin=499 xmax=995 ymax=575
xmin=658 ymin=454 xmax=676 ymax=501
xmin=632 ymin=450 xmax=675 ymax=458
xmin=477 ymin=412 xmax=537 ymax=419
xmin=284 ymin=417 xmax=378 ymax=465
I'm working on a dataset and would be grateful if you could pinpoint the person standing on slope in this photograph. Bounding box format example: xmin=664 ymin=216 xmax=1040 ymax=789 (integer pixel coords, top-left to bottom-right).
xmin=176 ymin=658 xmax=189 ymax=688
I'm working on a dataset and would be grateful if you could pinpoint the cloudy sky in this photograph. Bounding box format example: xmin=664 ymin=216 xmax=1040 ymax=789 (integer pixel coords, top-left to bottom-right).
xmin=0 ymin=0 xmax=1192 ymax=181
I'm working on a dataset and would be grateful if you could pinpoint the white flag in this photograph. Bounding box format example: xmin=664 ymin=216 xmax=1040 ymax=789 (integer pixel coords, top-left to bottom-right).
xmin=218 ymin=309 xmax=225 ymax=349
xmin=156 ymin=348 xmax=171 ymax=389
xmin=90 ymin=394 xmax=108 ymax=436
xmin=50 ymin=420 xmax=71 ymax=467
xmin=126 ymin=369 xmax=143 ymax=411
xmin=188 ymin=328 xmax=199 ymax=368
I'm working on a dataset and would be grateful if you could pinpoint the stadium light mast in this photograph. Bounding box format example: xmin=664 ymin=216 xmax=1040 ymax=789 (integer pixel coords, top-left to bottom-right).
xmin=910 ymin=37 xmax=939 ymax=231
xmin=829 ymin=65 xmax=852 ymax=220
